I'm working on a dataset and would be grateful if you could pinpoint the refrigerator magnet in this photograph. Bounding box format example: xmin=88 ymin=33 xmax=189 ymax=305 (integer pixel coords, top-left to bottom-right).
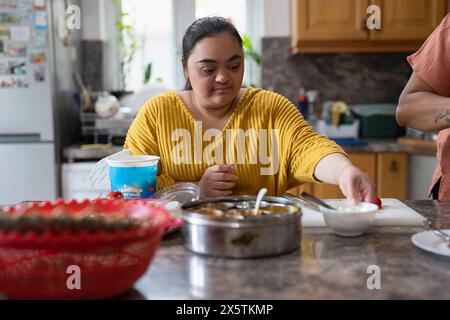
xmin=10 ymin=26 xmax=31 ymax=42
xmin=34 ymin=65 xmax=45 ymax=82
xmin=17 ymin=0 xmax=34 ymax=12
xmin=30 ymin=48 xmax=46 ymax=64
xmin=0 ymin=61 xmax=9 ymax=75
xmin=33 ymin=0 xmax=46 ymax=11
xmin=34 ymin=11 xmax=47 ymax=30
xmin=32 ymin=29 xmax=48 ymax=47
xmin=0 ymin=0 xmax=17 ymax=9
xmin=0 ymin=27 xmax=11 ymax=41
xmin=9 ymin=59 xmax=27 ymax=75
xmin=7 ymin=42 xmax=27 ymax=58
xmin=0 ymin=75 xmax=29 ymax=88
xmin=0 ymin=12 xmax=21 ymax=25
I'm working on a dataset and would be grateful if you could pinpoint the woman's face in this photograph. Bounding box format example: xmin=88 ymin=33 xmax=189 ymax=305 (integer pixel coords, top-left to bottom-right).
xmin=184 ymin=31 xmax=244 ymax=108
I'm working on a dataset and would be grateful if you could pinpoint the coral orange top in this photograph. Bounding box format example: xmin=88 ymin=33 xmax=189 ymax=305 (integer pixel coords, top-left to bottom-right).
xmin=407 ymin=13 xmax=450 ymax=199
xmin=124 ymin=86 xmax=345 ymax=196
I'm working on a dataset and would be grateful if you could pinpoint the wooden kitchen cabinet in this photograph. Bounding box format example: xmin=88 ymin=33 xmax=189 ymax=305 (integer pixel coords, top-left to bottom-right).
xmin=293 ymin=0 xmax=368 ymax=41
xmin=291 ymin=0 xmax=447 ymax=53
xmin=376 ymin=153 xmax=408 ymax=199
xmin=287 ymin=152 xmax=408 ymax=200
xmin=370 ymin=0 xmax=447 ymax=41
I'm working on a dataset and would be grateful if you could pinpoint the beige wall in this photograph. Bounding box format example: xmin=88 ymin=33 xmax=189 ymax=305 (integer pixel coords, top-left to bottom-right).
xmin=264 ymin=0 xmax=291 ymax=37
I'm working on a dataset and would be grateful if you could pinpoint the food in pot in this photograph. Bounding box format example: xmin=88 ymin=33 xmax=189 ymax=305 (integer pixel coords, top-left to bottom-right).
xmin=189 ymin=201 xmax=297 ymax=219
xmin=182 ymin=196 xmax=302 ymax=258
xmin=194 ymin=208 xmax=224 ymax=217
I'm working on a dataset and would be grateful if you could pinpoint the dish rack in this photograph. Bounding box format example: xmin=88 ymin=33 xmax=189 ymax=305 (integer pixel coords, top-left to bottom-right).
xmin=78 ymin=92 xmax=133 ymax=144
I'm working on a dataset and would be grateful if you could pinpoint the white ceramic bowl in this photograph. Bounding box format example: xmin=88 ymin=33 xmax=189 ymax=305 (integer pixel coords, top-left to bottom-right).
xmin=320 ymin=201 xmax=379 ymax=237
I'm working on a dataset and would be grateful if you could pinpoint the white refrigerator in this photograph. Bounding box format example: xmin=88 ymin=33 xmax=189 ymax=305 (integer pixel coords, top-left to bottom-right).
xmin=0 ymin=0 xmax=81 ymax=205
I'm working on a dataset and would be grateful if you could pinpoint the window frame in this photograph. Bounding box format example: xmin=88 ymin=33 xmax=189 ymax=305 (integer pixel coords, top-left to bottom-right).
xmin=173 ymin=0 xmax=264 ymax=89
xmin=105 ymin=0 xmax=264 ymax=91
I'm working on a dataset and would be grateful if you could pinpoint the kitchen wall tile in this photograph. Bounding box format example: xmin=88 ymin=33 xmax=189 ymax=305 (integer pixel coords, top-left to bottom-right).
xmin=261 ymin=37 xmax=413 ymax=105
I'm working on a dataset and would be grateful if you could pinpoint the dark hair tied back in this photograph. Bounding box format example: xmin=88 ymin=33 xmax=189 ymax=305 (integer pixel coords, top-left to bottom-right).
xmin=182 ymin=16 xmax=243 ymax=90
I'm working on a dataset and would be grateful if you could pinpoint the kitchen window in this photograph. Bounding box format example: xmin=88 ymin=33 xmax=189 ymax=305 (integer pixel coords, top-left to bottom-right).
xmin=120 ymin=0 xmax=174 ymax=91
xmin=195 ymin=0 xmax=247 ymax=35
xmin=119 ymin=0 xmax=261 ymax=92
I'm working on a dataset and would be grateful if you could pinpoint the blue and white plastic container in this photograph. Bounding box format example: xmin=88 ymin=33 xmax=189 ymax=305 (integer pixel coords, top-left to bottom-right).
xmin=106 ymin=153 xmax=160 ymax=199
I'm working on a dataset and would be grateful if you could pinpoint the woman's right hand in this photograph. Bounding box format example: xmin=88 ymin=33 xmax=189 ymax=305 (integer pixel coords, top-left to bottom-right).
xmin=198 ymin=165 xmax=237 ymax=197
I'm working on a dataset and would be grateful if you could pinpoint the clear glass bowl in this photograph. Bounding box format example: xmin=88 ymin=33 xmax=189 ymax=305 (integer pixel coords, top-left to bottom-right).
xmin=151 ymin=183 xmax=200 ymax=205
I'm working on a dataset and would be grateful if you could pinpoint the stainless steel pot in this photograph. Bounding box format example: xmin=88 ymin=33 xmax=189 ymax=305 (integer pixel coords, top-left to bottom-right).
xmin=181 ymin=196 xmax=302 ymax=258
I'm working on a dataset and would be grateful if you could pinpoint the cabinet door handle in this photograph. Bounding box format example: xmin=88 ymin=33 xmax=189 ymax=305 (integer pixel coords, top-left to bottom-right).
xmin=389 ymin=160 xmax=398 ymax=172
xmin=361 ymin=20 xmax=367 ymax=30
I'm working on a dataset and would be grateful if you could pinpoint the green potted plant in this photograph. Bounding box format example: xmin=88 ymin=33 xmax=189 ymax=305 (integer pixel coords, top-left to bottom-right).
xmin=242 ymin=34 xmax=262 ymax=87
xmin=242 ymin=34 xmax=261 ymax=66
xmin=143 ymin=62 xmax=162 ymax=85
xmin=112 ymin=0 xmax=139 ymax=90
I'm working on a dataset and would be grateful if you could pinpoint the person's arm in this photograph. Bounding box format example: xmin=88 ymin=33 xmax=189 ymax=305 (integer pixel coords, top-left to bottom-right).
xmin=314 ymin=153 xmax=376 ymax=203
xmin=396 ymin=71 xmax=450 ymax=132
xmin=397 ymin=14 xmax=450 ymax=132
xmin=271 ymin=93 xmax=376 ymax=202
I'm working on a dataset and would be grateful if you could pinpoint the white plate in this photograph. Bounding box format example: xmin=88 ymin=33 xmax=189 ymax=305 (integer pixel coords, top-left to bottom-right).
xmin=411 ymin=230 xmax=450 ymax=257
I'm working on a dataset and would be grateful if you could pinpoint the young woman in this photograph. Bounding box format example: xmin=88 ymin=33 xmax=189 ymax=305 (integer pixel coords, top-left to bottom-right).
xmin=125 ymin=17 xmax=376 ymax=202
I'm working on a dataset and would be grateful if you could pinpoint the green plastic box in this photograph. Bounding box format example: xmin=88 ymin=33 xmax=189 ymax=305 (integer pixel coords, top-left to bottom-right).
xmin=352 ymin=104 xmax=403 ymax=139
xmin=358 ymin=115 xmax=400 ymax=138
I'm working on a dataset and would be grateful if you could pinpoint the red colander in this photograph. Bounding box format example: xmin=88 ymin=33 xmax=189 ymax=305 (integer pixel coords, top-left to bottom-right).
xmin=0 ymin=199 xmax=171 ymax=299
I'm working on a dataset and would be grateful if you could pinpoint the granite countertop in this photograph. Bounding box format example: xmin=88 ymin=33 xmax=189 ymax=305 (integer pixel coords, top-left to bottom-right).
xmin=342 ymin=139 xmax=407 ymax=153
xmin=341 ymin=138 xmax=436 ymax=156
xmin=63 ymin=144 xmax=123 ymax=162
xmin=125 ymin=200 xmax=450 ymax=300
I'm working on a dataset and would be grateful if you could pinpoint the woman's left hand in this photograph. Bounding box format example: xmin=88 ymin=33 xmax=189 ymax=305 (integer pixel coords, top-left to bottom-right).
xmin=337 ymin=164 xmax=377 ymax=203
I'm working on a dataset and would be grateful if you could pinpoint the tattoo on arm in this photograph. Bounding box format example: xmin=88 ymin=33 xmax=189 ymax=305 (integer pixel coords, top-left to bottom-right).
xmin=434 ymin=110 xmax=450 ymax=124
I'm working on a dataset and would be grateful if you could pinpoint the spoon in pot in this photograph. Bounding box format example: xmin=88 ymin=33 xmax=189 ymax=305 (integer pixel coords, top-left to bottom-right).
xmin=254 ymin=188 xmax=268 ymax=216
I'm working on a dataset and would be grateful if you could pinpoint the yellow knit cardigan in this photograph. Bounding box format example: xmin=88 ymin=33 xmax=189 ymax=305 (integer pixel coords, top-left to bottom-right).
xmin=124 ymin=86 xmax=345 ymax=196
